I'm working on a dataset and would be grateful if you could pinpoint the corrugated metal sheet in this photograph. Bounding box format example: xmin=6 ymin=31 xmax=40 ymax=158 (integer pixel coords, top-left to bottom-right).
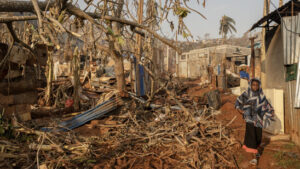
xmin=282 ymin=14 xmax=300 ymax=65
xmin=295 ymin=60 xmax=300 ymax=108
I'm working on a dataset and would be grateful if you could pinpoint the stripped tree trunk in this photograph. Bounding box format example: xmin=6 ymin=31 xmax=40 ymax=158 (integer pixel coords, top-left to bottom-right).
xmin=107 ymin=0 xmax=126 ymax=93
xmin=72 ymin=47 xmax=80 ymax=111
xmin=135 ymin=0 xmax=144 ymax=96
xmin=45 ymin=50 xmax=53 ymax=106
xmin=114 ymin=54 xmax=125 ymax=92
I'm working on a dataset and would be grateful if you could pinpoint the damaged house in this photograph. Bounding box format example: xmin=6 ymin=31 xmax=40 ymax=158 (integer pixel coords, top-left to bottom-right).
xmin=250 ymin=0 xmax=300 ymax=145
xmin=177 ymin=44 xmax=251 ymax=79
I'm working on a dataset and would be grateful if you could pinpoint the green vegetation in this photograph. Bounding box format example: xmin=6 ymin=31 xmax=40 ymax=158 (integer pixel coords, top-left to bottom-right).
xmin=273 ymin=151 xmax=300 ymax=169
xmin=219 ymin=15 xmax=237 ymax=43
xmin=283 ymin=142 xmax=296 ymax=150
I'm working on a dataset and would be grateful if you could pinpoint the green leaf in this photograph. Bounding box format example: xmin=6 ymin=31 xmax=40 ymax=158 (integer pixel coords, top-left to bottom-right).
xmin=183 ymin=31 xmax=189 ymax=38
xmin=87 ymin=160 xmax=96 ymax=163
xmin=107 ymin=27 xmax=114 ymax=35
xmin=58 ymin=10 xmax=66 ymax=23
xmin=0 ymin=126 xmax=5 ymax=135
xmin=174 ymin=7 xmax=190 ymax=18
xmin=117 ymin=36 xmax=125 ymax=45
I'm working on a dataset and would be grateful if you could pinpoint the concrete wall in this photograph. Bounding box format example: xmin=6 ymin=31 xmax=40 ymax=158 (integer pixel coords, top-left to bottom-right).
xmin=178 ymin=52 xmax=209 ymax=79
xmin=177 ymin=45 xmax=249 ymax=79
xmin=265 ymin=27 xmax=285 ymax=89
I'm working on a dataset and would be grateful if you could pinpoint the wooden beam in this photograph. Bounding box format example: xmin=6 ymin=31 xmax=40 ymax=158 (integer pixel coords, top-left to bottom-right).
xmin=0 ymin=15 xmax=37 ymax=23
xmin=0 ymin=0 xmax=60 ymax=12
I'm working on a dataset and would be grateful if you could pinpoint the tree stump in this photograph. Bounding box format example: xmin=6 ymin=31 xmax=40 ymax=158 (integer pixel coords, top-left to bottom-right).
xmin=206 ymin=90 xmax=221 ymax=110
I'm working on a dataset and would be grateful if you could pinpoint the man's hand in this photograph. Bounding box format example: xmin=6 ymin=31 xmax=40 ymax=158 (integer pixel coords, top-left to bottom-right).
xmin=237 ymin=109 xmax=244 ymax=115
xmin=271 ymin=111 xmax=275 ymax=117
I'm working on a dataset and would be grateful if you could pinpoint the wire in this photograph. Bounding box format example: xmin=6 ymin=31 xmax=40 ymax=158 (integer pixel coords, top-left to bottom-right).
xmin=269 ymin=0 xmax=300 ymax=35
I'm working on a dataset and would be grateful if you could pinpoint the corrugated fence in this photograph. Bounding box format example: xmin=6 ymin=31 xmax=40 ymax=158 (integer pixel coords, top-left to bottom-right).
xmin=282 ymin=14 xmax=300 ymax=65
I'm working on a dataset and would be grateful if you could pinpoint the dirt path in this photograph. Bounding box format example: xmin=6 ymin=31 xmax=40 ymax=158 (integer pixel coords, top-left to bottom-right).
xmin=218 ymin=93 xmax=300 ymax=169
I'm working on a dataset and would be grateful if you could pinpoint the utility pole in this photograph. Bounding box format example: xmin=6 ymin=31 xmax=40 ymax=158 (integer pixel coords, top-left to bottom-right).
xmin=261 ymin=0 xmax=270 ymax=89
xmin=250 ymin=37 xmax=256 ymax=78
xmin=135 ymin=0 xmax=144 ymax=96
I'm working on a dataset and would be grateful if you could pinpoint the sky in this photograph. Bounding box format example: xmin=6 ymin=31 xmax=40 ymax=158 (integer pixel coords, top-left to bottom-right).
xmin=78 ymin=0 xmax=287 ymax=40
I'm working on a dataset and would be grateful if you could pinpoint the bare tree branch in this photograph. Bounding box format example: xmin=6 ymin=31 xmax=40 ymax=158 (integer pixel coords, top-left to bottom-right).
xmin=183 ymin=0 xmax=206 ymax=19
xmin=6 ymin=22 xmax=35 ymax=56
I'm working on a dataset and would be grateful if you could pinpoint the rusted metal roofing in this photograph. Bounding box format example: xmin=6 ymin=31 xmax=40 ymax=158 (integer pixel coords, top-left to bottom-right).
xmin=250 ymin=0 xmax=300 ymax=31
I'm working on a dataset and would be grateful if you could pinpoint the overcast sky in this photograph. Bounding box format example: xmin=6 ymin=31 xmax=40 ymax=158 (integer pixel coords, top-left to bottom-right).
xmin=77 ymin=0 xmax=287 ymax=40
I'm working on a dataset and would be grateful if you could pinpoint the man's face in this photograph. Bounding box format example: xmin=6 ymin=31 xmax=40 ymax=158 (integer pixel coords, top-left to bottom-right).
xmin=251 ymin=81 xmax=259 ymax=92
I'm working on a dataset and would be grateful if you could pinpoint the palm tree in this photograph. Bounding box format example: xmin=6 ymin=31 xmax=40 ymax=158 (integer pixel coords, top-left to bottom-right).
xmin=219 ymin=15 xmax=237 ymax=43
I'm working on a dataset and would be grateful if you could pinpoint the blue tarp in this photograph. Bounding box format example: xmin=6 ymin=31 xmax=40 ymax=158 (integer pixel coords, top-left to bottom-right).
xmin=133 ymin=56 xmax=145 ymax=96
xmin=240 ymin=71 xmax=249 ymax=80
xmin=41 ymin=97 xmax=117 ymax=132
xmin=139 ymin=64 xmax=145 ymax=96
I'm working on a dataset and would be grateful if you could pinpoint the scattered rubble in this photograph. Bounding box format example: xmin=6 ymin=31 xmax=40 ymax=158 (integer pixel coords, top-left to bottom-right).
xmin=0 ymin=76 xmax=241 ymax=168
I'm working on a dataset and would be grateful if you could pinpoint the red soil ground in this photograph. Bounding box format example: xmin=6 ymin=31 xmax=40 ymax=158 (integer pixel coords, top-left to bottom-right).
xmin=217 ymin=93 xmax=300 ymax=169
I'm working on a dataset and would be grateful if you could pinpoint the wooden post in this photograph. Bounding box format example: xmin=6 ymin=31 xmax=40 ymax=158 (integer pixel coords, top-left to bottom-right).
xmin=250 ymin=37 xmax=256 ymax=78
xmin=261 ymin=0 xmax=270 ymax=89
xmin=135 ymin=0 xmax=144 ymax=96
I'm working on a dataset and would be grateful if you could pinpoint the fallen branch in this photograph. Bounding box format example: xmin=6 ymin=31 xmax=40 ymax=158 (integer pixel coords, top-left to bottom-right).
xmin=6 ymin=22 xmax=35 ymax=56
xmin=0 ymin=0 xmax=59 ymax=12
xmin=0 ymin=15 xmax=38 ymax=23
xmin=0 ymin=153 xmax=27 ymax=158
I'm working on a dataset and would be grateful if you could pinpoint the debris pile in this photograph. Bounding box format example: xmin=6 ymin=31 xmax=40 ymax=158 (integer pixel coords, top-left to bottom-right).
xmin=0 ymin=43 xmax=47 ymax=122
xmin=0 ymin=79 xmax=238 ymax=169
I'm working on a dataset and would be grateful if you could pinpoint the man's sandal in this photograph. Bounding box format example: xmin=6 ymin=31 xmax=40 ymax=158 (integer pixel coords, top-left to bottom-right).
xmin=249 ymin=159 xmax=258 ymax=166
